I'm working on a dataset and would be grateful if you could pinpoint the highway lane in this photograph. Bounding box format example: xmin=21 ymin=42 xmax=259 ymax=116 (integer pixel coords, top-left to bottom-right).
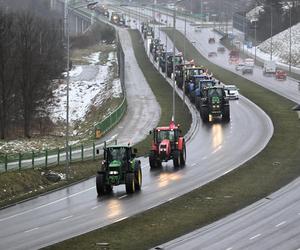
xmin=155 ymin=177 xmax=300 ymax=250
xmin=0 ymin=8 xmax=273 ymax=250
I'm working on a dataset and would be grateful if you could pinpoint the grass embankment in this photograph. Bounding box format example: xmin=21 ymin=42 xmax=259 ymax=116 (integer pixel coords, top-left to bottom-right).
xmin=45 ymin=30 xmax=300 ymax=250
xmin=0 ymin=30 xmax=192 ymax=208
xmin=130 ymin=30 xmax=191 ymax=155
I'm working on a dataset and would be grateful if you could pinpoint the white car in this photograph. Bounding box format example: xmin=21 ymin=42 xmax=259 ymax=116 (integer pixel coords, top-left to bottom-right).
xmin=235 ymin=63 xmax=245 ymax=71
xmin=224 ymin=85 xmax=239 ymax=100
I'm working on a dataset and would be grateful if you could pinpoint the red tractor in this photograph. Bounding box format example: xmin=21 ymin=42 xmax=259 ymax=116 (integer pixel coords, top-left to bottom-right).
xmin=149 ymin=120 xmax=186 ymax=168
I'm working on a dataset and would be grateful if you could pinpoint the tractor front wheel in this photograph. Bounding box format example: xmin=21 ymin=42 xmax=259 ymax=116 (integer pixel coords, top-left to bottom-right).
xmin=173 ymin=150 xmax=180 ymax=168
xmin=149 ymin=151 xmax=160 ymax=169
xmin=180 ymin=145 xmax=186 ymax=167
xmin=125 ymin=173 xmax=135 ymax=194
xmin=134 ymin=166 xmax=142 ymax=191
xmin=96 ymin=174 xmax=106 ymax=196
xmin=223 ymin=106 xmax=230 ymax=123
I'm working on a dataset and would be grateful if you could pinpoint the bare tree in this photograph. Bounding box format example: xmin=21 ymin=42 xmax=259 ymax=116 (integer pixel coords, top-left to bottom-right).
xmin=14 ymin=11 xmax=65 ymax=138
xmin=0 ymin=11 xmax=16 ymax=139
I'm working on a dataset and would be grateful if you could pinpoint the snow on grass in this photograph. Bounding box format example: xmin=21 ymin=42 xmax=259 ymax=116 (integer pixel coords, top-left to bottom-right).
xmin=83 ymin=52 xmax=101 ymax=65
xmin=50 ymin=64 xmax=110 ymax=124
xmin=258 ymin=22 xmax=300 ymax=66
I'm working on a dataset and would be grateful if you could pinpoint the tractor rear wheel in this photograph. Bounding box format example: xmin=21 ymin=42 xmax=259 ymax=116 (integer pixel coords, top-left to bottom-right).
xmin=134 ymin=166 xmax=142 ymax=191
xmin=96 ymin=174 xmax=106 ymax=196
xmin=125 ymin=173 xmax=135 ymax=194
xmin=173 ymin=150 xmax=180 ymax=168
xmin=180 ymin=144 xmax=186 ymax=167
xmin=201 ymin=107 xmax=209 ymax=123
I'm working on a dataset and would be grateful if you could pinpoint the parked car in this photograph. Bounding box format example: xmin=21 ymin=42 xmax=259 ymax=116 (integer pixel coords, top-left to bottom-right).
xmin=224 ymin=85 xmax=239 ymax=100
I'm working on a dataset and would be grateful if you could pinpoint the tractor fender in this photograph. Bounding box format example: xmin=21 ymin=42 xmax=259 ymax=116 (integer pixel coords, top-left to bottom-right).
xmin=177 ymin=137 xmax=185 ymax=151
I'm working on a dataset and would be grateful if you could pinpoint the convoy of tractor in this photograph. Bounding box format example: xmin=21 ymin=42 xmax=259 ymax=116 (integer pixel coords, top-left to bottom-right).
xmin=93 ymin=8 xmax=239 ymax=195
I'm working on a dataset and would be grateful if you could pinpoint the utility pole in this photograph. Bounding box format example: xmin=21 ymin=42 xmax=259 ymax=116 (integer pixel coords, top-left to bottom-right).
xmin=64 ymin=0 xmax=70 ymax=180
xmin=172 ymin=7 xmax=176 ymax=121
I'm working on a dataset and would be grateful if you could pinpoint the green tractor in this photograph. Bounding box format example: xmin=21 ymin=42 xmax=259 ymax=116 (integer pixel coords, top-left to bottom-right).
xmin=96 ymin=143 xmax=142 ymax=196
xmin=199 ymin=86 xmax=230 ymax=123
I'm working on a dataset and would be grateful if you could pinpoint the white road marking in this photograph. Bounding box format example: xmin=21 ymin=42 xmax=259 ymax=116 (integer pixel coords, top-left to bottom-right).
xmin=91 ymin=205 xmax=102 ymax=210
xmin=0 ymin=186 xmax=95 ymax=222
xmin=24 ymin=227 xmax=39 ymax=233
xmin=115 ymin=216 xmax=128 ymax=223
xmin=118 ymin=195 xmax=128 ymax=200
xmin=249 ymin=234 xmax=261 ymax=240
xmin=275 ymin=221 xmax=286 ymax=227
xmin=60 ymin=215 xmax=73 ymax=221
xmin=167 ymin=197 xmax=176 ymax=202
xmin=191 ymin=163 xmax=196 ymax=167
xmin=225 ymin=248 xmax=233 ymax=250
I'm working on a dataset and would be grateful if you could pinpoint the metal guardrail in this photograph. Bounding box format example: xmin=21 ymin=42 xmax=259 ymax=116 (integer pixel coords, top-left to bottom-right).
xmin=0 ymin=8 xmax=127 ymax=173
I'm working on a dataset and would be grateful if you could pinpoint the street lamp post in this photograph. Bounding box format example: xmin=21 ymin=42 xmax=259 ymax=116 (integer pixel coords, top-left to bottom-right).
xmin=172 ymin=7 xmax=176 ymax=121
xmin=270 ymin=4 xmax=273 ymax=61
xmin=289 ymin=4 xmax=292 ymax=72
xmin=64 ymin=0 xmax=70 ymax=180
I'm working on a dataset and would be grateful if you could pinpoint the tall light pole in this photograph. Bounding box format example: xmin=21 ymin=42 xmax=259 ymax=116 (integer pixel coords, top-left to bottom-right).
xmin=64 ymin=0 xmax=70 ymax=180
xmin=172 ymin=6 xmax=176 ymax=121
xmin=289 ymin=4 xmax=292 ymax=72
xmin=270 ymin=4 xmax=273 ymax=61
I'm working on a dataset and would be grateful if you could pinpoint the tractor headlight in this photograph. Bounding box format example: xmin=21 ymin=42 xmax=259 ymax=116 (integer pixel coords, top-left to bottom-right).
xmin=109 ymin=171 xmax=119 ymax=175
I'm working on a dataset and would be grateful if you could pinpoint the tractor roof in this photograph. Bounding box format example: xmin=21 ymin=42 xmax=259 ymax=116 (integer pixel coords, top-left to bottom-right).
xmin=155 ymin=120 xmax=179 ymax=131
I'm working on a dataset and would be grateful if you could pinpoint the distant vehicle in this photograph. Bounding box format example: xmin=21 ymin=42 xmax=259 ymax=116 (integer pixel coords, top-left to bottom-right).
xmin=224 ymin=85 xmax=239 ymax=100
xmin=229 ymin=50 xmax=240 ymax=64
xmin=208 ymin=51 xmax=217 ymax=57
xmin=263 ymin=61 xmax=276 ymax=76
xmin=235 ymin=62 xmax=245 ymax=71
xmin=194 ymin=26 xmax=201 ymax=32
xmin=208 ymin=37 xmax=215 ymax=44
xmin=217 ymin=46 xmax=225 ymax=53
xmin=94 ymin=4 xmax=109 ymax=17
xmin=275 ymin=69 xmax=287 ymax=80
xmin=242 ymin=65 xmax=253 ymax=75
xmin=244 ymin=58 xmax=254 ymax=67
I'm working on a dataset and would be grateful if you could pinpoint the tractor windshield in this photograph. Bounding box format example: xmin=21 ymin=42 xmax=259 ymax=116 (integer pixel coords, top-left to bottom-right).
xmin=208 ymin=88 xmax=223 ymax=100
xmin=107 ymin=147 xmax=127 ymax=162
xmin=156 ymin=130 xmax=175 ymax=142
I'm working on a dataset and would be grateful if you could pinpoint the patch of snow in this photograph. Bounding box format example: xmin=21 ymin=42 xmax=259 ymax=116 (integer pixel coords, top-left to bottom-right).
xmin=112 ymin=79 xmax=122 ymax=98
xmin=258 ymin=22 xmax=300 ymax=66
xmin=49 ymin=64 xmax=109 ymax=124
xmin=63 ymin=65 xmax=83 ymax=78
xmin=83 ymin=52 xmax=101 ymax=65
